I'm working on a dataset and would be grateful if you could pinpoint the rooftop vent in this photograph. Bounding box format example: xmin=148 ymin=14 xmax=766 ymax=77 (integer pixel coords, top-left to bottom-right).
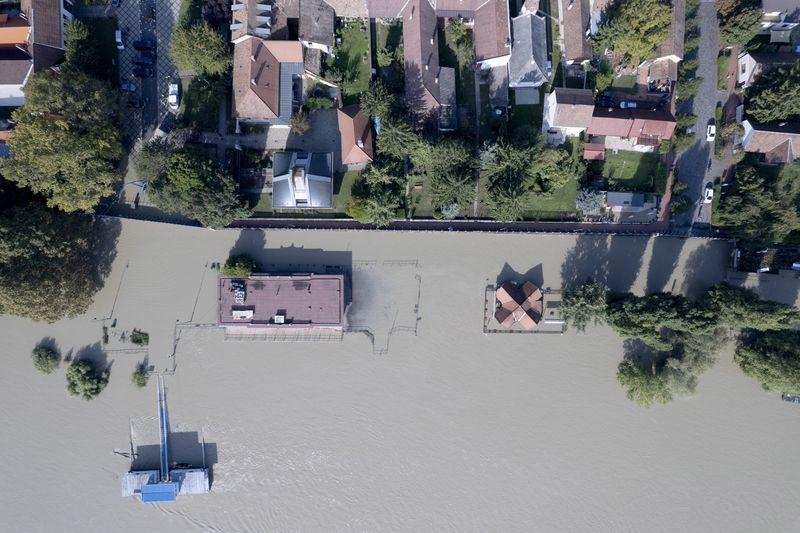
xmin=274 ymin=314 xmax=285 ymax=324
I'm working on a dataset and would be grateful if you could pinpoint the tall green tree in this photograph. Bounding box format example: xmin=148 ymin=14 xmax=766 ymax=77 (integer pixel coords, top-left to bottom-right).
xmin=359 ymin=80 xmax=395 ymax=118
xmin=562 ymin=280 xmax=608 ymax=332
xmin=149 ymin=147 xmax=251 ymax=227
xmin=717 ymin=0 xmax=762 ymax=46
xmin=735 ymin=330 xmax=800 ymax=392
xmin=170 ymin=23 xmax=231 ymax=75
xmin=66 ymin=360 xmax=109 ymax=400
xmin=0 ymin=205 xmax=113 ymax=322
xmin=705 ymin=283 xmax=800 ymax=330
xmin=376 ymin=118 xmax=419 ymax=160
xmin=746 ymin=61 xmax=800 ymax=124
xmin=617 ymin=359 xmax=673 ymax=407
xmin=0 ymin=70 xmax=120 ymax=212
xmin=593 ymin=0 xmax=672 ymax=64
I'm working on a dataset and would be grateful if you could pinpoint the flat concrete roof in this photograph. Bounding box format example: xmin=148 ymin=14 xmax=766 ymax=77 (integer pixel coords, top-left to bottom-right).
xmin=218 ymin=274 xmax=344 ymax=329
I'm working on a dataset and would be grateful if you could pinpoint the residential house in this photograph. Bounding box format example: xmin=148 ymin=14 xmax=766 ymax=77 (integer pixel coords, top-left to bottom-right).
xmin=508 ymin=9 xmax=548 ymax=104
xmin=558 ymin=0 xmax=591 ymax=64
xmin=0 ymin=14 xmax=33 ymax=107
xmin=232 ymin=39 xmax=304 ymax=125
xmin=587 ymin=107 xmax=676 ymax=151
xmin=737 ymin=50 xmax=798 ymax=88
xmin=337 ymin=104 xmax=373 ymax=170
xmin=641 ymin=0 xmax=685 ymax=93
xmin=272 ymin=151 xmax=334 ymax=208
xmin=230 ymin=0 xmax=273 ymax=43
xmin=763 ymin=0 xmax=800 ymax=23
xmin=741 ymin=119 xmax=800 ymax=163
xmin=299 ymin=0 xmax=335 ymax=54
xmin=541 ymin=88 xmax=594 ymax=144
xmin=20 ymin=0 xmax=73 ymax=72
xmin=583 ymin=142 xmax=605 ymax=160
xmin=368 ymin=0 xmax=510 ymax=130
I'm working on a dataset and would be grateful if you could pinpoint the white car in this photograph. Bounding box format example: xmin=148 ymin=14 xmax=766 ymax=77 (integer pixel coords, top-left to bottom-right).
xmin=703 ymin=184 xmax=714 ymax=204
xmin=620 ymin=101 xmax=637 ymax=109
xmin=706 ymin=124 xmax=716 ymax=142
xmin=168 ymin=83 xmax=179 ymax=111
xmin=115 ymin=30 xmax=124 ymax=50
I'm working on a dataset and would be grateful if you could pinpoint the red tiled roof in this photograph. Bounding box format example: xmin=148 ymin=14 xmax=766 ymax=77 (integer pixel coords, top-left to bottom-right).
xmin=583 ymin=143 xmax=605 ymax=160
xmin=494 ymin=281 xmax=543 ymax=330
xmin=560 ymin=0 xmax=591 ymax=62
xmin=588 ymin=107 xmax=676 ymax=140
xmin=474 ymin=0 xmax=510 ymax=62
xmin=337 ymin=105 xmax=374 ymax=165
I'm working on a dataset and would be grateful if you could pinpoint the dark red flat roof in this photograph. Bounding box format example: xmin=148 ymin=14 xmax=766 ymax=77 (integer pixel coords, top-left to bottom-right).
xmin=218 ymin=274 xmax=344 ymax=328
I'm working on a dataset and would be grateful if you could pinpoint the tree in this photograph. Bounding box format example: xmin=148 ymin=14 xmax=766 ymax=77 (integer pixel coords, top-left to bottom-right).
xmin=717 ymin=0 xmax=761 ymax=46
xmin=486 ymin=182 xmax=528 ymax=221
xmin=593 ymin=0 xmax=672 ymax=65
xmin=360 ymin=80 xmax=395 ymax=118
xmin=705 ymin=283 xmax=800 ymax=330
xmin=715 ymin=166 xmax=800 ymax=243
xmin=345 ymin=192 xmax=398 ymax=227
xmin=64 ymin=19 xmax=91 ymax=71
xmin=617 ymin=359 xmax=673 ymax=407
xmin=376 ymin=118 xmax=419 ymax=160
xmin=746 ymin=61 xmax=800 ymax=123
xmin=575 ymin=187 xmax=605 ymax=213
xmin=670 ymin=195 xmax=693 ymax=214
xmin=223 ymin=254 xmax=257 ymax=277
xmin=149 ymin=147 xmax=251 ymax=227
xmin=170 ymin=23 xmax=231 ymax=75
xmin=0 ymin=205 xmax=112 ymax=322
xmin=735 ymin=330 xmax=800 ymax=392
xmin=131 ymin=362 xmax=148 ymax=389
xmin=530 ymin=146 xmax=578 ymax=194
xmin=136 ymin=139 xmax=174 ymax=183
xmin=0 ymin=69 xmax=120 ymax=212
xmin=562 ymin=281 xmax=608 ymax=332
xmin=66 ymin=360 xmax=109 ymax=400
xmin=32 ymin=346 xmax=61 ymax=375
xmin=431 ymin=172 xmax=475 ymax=216
xmin=364 ymin=163 xmax=403 ymax=189
xmin=676 ymin=77 xmax=703 ymax=103
xmin=290 ymin=111 xmax=310 ymax=135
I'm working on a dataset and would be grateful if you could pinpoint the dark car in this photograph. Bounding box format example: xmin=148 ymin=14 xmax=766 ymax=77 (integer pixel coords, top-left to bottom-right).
xmin=133 ymin=39 xmax=156 ymax=50
xmin=132 ymin=67 xmax=154 ymax=78
xmin=132 ymin=54 xmax=155 ymax=66
xmin=127 ymin=97 xmax=148 ymax=109
xmin=782 ymin=393 xmax=800 ymax=404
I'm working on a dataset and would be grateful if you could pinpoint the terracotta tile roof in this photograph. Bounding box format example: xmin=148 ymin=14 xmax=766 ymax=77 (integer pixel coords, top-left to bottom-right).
xmin=337 ymin=105 xmax=374 ymax=165
xmin=583 ymin=143 xmax=605 ymax=160
xmin=494 ymin=281 xmax=543 ymax=330
xmin=560 ymin=0 xmax=591 ymax=63
xmin=231 ymin=0 xmax=275 ymax=42
xmin=553 ymin=88 xmax=595 ymax=128
xmin=588 ymin=107 xmax=676 ymax=140
xmin=232 ymin=38 xmax=304 ymax=121
xmin=0 ymin=15 xmax=30 ymax=45
xmin=654 ymin=0 xmax=685 ymax=61
xmin=474 ymin=0 xmax=510 ymax=62
xmin=743 ymin=122 xmax=800 ymax=163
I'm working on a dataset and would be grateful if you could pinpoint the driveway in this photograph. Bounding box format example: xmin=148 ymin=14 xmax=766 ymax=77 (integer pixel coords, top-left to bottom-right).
xmin=673 ymin=0 xmax=725 ymax=234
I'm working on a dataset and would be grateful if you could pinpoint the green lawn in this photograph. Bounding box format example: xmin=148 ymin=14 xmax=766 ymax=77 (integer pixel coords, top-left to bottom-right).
xmin=334 ymin=21 xmax=371 ymax=105
xmin=178 ymin=78 xmax=224 ymax=131
xmin=612 ymin=74 xmax=637 ymax=92
xmin=717 ymin=51 xmax=730 ymax=90
xmin=596 ymin=150 xmax=666 ymax=192
xmin=522 ymin=177 xmax=579 ymax=219
xmin=333 ymin=170 xmax=361 ymax=213
xmin=82 ymin=18 xmax=119 ymax=83
xmin=439 ymin=21 xmax=476 ymax=131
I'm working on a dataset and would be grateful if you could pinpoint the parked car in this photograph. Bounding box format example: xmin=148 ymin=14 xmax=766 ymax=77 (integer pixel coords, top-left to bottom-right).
xmin=133 ymin=39 xmax=156 ymax=50
xmin=782 ymin=393 xmax=800 ymax=404
xmin=703 ymin=183 xmax=714 ymax=204
xmin=707 ymin=124 xmax=716 ymax=142
xmin=620 ymin=100 xmax=637 ymax=109
xmin=115 ymin=30 xmax=124 ymax=50
xmin=597 ymin=97 xmax=614 ymax=107
xmin=168 ymin=82 xmax=180 ymax=111
xmin=132 ymin=54 xmax=155 ymax=66
xmin=120 ymin=82 xmax=137 ymax=93
xmin=132 ymin=67 xmax=154 ymax=78
xmin=127 ymin=97 xmax=148 ymax=109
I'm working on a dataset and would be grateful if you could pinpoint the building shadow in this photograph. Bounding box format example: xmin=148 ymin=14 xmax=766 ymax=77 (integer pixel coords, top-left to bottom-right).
xmin=89 ymin=217 xmax=122 ymax=295
xmin=496 ymin=263 xmax=544 ymax=288
xmin=131 ymin=432 xmax=218 ymax=487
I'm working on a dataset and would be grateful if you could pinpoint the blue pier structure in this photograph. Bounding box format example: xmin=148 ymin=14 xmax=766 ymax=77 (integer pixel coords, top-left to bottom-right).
xmin=121 ymin=375 xmax=209 ymax=501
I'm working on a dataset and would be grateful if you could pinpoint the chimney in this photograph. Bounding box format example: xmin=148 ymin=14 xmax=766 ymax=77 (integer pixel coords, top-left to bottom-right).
xmin=425 ymin=64 xmax=429 ymax=71
xmin=430 ymin=37 xmax=434 ymax=45
xmin=435 ymin=76 xmax=439 ymax=84
xmin=357 ymin=139 xmax=364 ymax=148
xmin=251 ymin=78 xmax=256 ymax=85
xmin=250 ymin=55 xmax=256 ymax=62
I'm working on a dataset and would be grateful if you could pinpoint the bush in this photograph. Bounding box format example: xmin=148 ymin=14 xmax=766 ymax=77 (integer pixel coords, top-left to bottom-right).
xmin=575 ymin=188 xmax=605 ymax=213
xmin=670 ymin=195 xmax=693 ymax=214
xmin=305 ymin=96 xmax=334 ymax=110
xmin=32 ymin=346 xmax=61 ymax=375
xmin=223 ymin=254 xmax=257 ymax=277
xmin=671 ymin=180 xmax=689 ymax=195
xmin=66 ymin=360 xmax=109 ymax=400
xmin=131 ymin=363 xmax=148 ymax=388
xmin=130 ymin=329 xmax=149 ymax=346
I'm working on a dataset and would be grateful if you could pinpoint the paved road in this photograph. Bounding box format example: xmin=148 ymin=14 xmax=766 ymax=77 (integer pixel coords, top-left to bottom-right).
xmin=673 ymin=0 xmax=726 ymax=234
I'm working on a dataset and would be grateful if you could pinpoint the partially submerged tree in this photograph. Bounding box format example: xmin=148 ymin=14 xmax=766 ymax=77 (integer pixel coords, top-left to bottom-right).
xmin=706 ymin=283 xmax=800 ymax=330
xmin=170 ymin=23 xmax=231 ymax=76
xmin=32 ymin=346 xmax=61 ymax=375
xmin=131 ymin=362 xmax=148 ymax=389
xmin=0 ymin=205 xmax=112 ymax=322
xmin=66 ymin=360 xmax=110 ymax=400
xmin=562 ymin=280 xmax=608 ymax=332
xmin=0 ymin=69 xmax=120 ymax=212
xmin=223 ymin=254 xmax=258 ymax=277
xmin=735 ymin=330 xmax=800 ymax=392
xmin=617 ymin=359 xmax=673 ymax=407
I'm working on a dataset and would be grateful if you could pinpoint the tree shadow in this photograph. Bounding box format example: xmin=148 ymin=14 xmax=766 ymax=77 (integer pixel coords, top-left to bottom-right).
xmin=36 ymin=336 xmax=60 ymax=354
xmin=560 ymin=235 xmax=648 ymax=292
xmin=679 ymin=242 xmax=728 ymax=298
xmin=496 ymin=262 xmax=544 ymax=288
xmin=73 ymin=342 xmax=111 ymax=371
xmin=622 ymin=338 xmax=667 ymax=372
xmin=645 ymin=237 xmax=685 ymax=293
